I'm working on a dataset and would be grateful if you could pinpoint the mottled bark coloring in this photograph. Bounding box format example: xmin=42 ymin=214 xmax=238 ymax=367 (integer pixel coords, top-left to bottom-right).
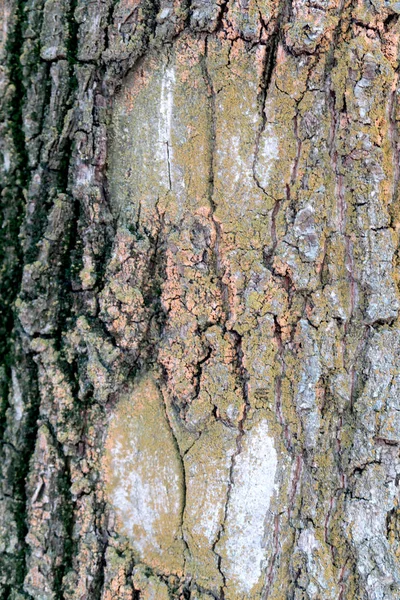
xmin=1 ymin=0 xmax=400 ymax=599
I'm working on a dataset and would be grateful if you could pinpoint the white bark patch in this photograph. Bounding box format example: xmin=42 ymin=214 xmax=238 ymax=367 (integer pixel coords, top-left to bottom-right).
xmin=103 ymin=377 xmax=185 ymax=574
xmin=218 ymin=419 xmax=278 ymax=594
xmin=108 ymin=440 xmax=181 ymax=556
xmin=11 ymin=368 xmax=23 ymax=421
xmin=256 ymin=124 xmax=280 ymax=190
xmin=184 ymin=421 xmax=237 ymax=552
xmin=190 ymin=451 xmax=234 ymax=544
xmin=3 ymin=150 xmax=10 ymax=172
xmin=157 ymin=65 xmax=176 ymax=189
xmin=298 ymin=527 xmax=320 ymax=555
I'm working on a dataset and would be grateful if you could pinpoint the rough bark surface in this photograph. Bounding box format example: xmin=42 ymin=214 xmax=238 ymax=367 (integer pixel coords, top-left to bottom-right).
xmin=1 ymin=0 xmax=400 ymax=598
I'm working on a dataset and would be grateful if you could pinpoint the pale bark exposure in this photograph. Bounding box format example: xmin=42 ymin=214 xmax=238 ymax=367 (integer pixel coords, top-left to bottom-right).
xmin=1 ymin=0 xmax=400 ymax=598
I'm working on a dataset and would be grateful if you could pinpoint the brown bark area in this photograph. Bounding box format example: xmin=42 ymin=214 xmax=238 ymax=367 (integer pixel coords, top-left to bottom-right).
xmin=1 ymin=0 xmax=400 ymax=599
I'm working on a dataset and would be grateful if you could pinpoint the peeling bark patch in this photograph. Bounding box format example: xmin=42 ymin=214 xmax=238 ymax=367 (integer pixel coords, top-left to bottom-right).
xmin=103 ymin=376 xmax=185 ymax=575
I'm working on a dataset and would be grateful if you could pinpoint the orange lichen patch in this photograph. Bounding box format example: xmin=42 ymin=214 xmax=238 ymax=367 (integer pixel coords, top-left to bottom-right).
xmin=114 ymin=0 xmax=141 ymax=16
xmin=228 ymin=37 xmax=246 ymax=62
xmin=175 ymin=33 xmax=205 ymax=69
xmin=382 ymin=24 xmax=400 ymax=67
xmin=122 ymin=55 xmax=159 ymax=112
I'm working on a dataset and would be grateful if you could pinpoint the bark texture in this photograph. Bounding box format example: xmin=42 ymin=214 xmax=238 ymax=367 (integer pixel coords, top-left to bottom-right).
xmin=1 ymin=0 xmax=400 ymax=598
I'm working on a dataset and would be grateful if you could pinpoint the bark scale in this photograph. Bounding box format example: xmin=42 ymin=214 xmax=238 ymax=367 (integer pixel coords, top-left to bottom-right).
xmin=1 ymin=0 xmax=400 ymax=598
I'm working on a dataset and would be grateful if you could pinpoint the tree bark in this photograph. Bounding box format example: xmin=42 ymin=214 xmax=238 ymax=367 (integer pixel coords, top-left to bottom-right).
xmin=1 ymin=0 xmax=400 ymax=598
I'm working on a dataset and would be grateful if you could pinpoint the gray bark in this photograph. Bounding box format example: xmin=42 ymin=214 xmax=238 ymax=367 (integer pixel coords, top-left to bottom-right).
xmin=1 ymin=0 xmax=400 ymax=598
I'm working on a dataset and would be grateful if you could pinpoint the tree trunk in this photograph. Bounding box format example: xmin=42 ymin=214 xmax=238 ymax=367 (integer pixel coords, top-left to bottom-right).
xmin=1 ymin=0 xmax=400 ymax=598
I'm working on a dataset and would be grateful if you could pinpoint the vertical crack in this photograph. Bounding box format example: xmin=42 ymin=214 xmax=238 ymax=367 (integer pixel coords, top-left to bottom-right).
xmin=43 ymin=422 xmax=76 ymax=600
xmin=202 ymin=34 xmax=230 ymax=323
xmin=210 ymin=329 xmax=251 ymax=598
xmin=10 ymin=354 xmax=40 ymax=597
xmin=290 ymin=111 xmax=302 ymax=188
xmin=201 ymin=36 xmax=255 ymax=594
xmin=252 ymin=27 xmax=284 ymax=275
xmin=0 ymin=0 xmax=30 ymax=436
xmin=327 ymin=88 xmax=357 ymax=322
xmin=388 ymin=68 xmax=400 ymax=314
xmin=389 ymin=70 xmax=400 ymax=219
xmin=215 ymin=0 xmax=230 ymax=33
xmin=158 ymin=380 xmax=191 ymax=571
xmin=0 ymin=1 xmax=41 ymax=594
xmin=272 ymin=316 xmax=292 ymax=452
xmin=262 ymin=513 xmax=281 ymax=599
xmin=252 ymin=32 xmax=279 ymax=198
xmin=165 ymin=140 xmax=172 ymax=190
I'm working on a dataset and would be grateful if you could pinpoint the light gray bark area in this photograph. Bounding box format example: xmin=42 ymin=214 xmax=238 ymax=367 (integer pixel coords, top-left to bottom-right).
xmin=1 ymin=0 xmax=400 ymax=599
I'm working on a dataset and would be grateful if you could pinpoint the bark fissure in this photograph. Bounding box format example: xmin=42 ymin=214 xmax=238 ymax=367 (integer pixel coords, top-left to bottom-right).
xmin=252 ymin=32 xmax=279 ymax=199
